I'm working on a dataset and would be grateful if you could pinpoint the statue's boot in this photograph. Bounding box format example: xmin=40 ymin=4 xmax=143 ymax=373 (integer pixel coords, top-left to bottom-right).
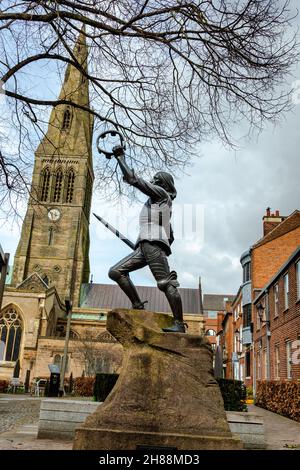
xmin=162 ymin=320 xmax=188 ymax=333
xmin=117 ymin=275 xmax=148 ymax=310
xmin=161 ymin=284 xmax=187 ymax=333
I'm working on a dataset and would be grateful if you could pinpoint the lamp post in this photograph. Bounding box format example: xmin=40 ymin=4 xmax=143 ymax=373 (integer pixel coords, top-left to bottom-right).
xmin=0 ymin=244 xmax=9 ymax=311
xmin=59 ymin=298 xmax=72 ymax=397
xmin=257 ymin=302 xmax=270 ymax=327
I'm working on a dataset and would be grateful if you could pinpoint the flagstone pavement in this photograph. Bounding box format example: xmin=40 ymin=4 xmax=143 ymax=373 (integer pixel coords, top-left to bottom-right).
xmin=0 ymin=395 xmax=300 ymax=450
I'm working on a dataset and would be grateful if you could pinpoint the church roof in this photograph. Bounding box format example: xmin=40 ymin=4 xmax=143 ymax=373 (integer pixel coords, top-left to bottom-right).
xmin=80 ymin=283 xmax=201 ymax=315
xmin=16 ymin=272 xmax=49 ymax=292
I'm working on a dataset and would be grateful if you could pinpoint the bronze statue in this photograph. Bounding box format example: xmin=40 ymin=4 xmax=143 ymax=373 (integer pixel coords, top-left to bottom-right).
xmin=107 ymin=145 xmax=186 ymax=333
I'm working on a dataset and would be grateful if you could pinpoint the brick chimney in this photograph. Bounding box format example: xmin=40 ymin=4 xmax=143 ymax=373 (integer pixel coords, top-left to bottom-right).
xmin=263 ymin=207 xmax=285 ymax=236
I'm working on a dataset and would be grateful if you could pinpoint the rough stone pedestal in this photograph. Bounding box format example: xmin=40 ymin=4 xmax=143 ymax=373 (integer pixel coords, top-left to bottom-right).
xmin=73 ymin=309 xmax=243 ymax=450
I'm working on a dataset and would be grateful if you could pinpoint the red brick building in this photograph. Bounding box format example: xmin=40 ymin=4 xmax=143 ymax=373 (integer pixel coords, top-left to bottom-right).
xmin=253 ymin=245 xmax=300 ymax=382
xmin=217 ymin=302 xmax=234 ymax=379
xmin=219 ymin=208 xmax=300 ymax=391
xmin=251 ymin=209 xmax=300 ymax=391
xmin=252 ymin=209 xmax=300 ymax=293
xmin=202 ymin=294 xmax=235 ymax=352
xmin=217 ymin=291 xmax=250 ymax=383
xmin=229 ymin=288 xmax=246 ymax=382
xmin=217 ymin=251 xmax=252 ymax=384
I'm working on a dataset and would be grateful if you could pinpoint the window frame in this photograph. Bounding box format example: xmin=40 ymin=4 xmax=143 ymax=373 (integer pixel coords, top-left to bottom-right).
xmin=65 ymin=168 xmax=76 ymax=203
xmin=274 ymin=283 xmax=279 ymax=318
xmin=243 ymin=261 xmax=251 ymax=283
xmin=40 ymin=167 xmax=51 ymax=202
xmin=286 ymin=340 xmax=292 ymax=379
xmin=243 ymin=304 xmax=252 ymax=328
xmin=0 ymin=307 xmax=23 ymax=363
xmin=245 ymin=350 xmax=251 ymax=378
xmin=257 ymin=350 xmax=261 ymax=380
xmin=296 ymin=260 xmax=300 ymax=302
xmin=52 ymin=168 xmax=63 ymax=203
xmin=275 ymin=344 xmax=280 ymax=380
xmin=283 ymin=273 xmax=289 ymax=311
xmin=62 ymin=108 xmax=72 ymax=130
xmin=263 ymin=348 xmax=267 ymax=379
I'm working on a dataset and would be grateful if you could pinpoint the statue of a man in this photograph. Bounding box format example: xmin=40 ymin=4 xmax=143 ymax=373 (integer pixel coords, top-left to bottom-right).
xmin=108 ymin=145 xmax=186 ymax=333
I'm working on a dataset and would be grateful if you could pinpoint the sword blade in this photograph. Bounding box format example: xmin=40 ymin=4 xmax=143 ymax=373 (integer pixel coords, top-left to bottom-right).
xmin=93 ymin=213 xmax=135 ymax=251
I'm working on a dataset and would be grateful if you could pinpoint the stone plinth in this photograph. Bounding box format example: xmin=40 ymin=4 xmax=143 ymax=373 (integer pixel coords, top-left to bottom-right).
xmin=73 ymin=309 xmax=242 ymax=450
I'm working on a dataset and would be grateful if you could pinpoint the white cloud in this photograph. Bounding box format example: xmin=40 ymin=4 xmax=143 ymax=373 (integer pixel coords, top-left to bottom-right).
xmin=2 ymin=0 xmax=300 ymax=298
xmin=180 ymin=271 xmax=197 ymax=284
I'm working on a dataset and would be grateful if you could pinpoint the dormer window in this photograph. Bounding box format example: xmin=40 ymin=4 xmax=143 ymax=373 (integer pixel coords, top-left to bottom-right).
xmin=62 ymin=108 xmax=72 ymax=130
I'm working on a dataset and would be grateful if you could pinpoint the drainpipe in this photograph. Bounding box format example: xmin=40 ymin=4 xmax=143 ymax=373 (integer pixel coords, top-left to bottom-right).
xmin=266 ymin=291 xmax=271 ymax=380
xmin=252 ymin=341 xmax=256 ymax=398
xmin=59 ymin=299 xmax=72 ymax=397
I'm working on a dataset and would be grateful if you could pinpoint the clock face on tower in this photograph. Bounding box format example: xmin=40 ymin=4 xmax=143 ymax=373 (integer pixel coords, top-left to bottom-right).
xmin=47 ymin=208 xmax=61 ymax=222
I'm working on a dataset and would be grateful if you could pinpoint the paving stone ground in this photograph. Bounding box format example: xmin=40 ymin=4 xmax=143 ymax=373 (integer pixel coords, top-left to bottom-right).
xmin=0 ymin=395 xmax=41 ymax=434
xmin=248 ymin=405 xmax=300 ymax=450
xmin=1 ymin=395 xmax=300 ymax=450
xmin=0 ymin=424 xmax=73 ymax=450
xmin=0 ymin=394 xmax=80 ymax=450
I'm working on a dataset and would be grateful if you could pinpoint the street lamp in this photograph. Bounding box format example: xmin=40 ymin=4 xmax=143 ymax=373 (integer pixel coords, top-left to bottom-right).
xmin=59 ymin=299 xmax=72 ymax=397
xmin=257 ymin=302 xmax=270 ymax=327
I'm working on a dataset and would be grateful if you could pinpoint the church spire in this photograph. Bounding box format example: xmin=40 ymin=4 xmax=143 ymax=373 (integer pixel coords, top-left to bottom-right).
xmin=36 ymin=25 xmax=93 ymax=157
xmin=58 ymin=24 xmax=89 ymax=104
xmin=12 ymin=25 xmax=94 ymax=306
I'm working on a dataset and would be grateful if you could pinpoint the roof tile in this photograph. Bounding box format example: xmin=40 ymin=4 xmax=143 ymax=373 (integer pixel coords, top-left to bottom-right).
xmin=80 ymin=283 xmax=201 ymax=314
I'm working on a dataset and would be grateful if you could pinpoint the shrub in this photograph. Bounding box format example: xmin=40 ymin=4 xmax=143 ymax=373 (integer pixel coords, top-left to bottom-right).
xmin=246 ymin=386 xmax=253 ymax=399
xmin=217 ymin=378 xmax=247 ymax=411
xmin=74 ymin=377 xmax=95 ymax=396
xmin=93 ymin=373 xmax=119 ymax=402
xmin=256 ymin=381 xmax=300 ymax=422
xmin=0 ymin=380 xmax=8 ymax=393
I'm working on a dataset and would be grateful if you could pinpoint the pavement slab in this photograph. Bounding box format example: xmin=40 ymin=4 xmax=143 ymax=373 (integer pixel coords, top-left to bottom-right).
xmin=1 ymin=395 xmax=300 ymax=450
xmin=248 ymin=405 xmax=300 ymax=450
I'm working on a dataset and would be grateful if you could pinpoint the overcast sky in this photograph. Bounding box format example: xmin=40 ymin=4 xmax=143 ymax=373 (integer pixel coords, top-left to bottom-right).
xmin=1 ymin=0 xmax=300 ymax=297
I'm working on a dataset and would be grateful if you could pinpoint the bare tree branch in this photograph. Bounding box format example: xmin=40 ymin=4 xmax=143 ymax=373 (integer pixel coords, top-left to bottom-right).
xmin=0 ymin=0 xmax=298 ymax=213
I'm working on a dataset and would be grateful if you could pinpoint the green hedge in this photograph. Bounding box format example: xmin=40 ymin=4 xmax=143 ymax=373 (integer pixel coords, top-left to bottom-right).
xmin=93 ymin=373 xmax=119 ymax=402
xmin=217 ymin=378 xmax=247 ymax=411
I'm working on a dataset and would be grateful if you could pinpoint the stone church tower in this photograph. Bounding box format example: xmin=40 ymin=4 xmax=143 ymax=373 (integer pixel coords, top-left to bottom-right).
xmin=12 ymin=28 xmax=94 ymax=307
xmin=0 ymin=28 xmax=204 ymax=385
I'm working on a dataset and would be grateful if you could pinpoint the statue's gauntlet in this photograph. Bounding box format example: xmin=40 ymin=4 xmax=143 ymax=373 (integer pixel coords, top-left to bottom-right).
xmin=112 ymin=146 xmax=136 ymax=185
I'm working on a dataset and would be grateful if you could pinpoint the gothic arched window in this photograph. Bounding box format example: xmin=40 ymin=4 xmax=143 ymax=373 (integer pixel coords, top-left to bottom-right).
xmin=53 ymin=354 xmax=62 ymax=370
xmin=53 ymin=168 xmax=63 ymax=202
xmin=84 ymin=171 xmax=93 ymax=218
xmin=65 ymin=168 xmax=75 ymax=203
xmin=0 ymin=307 xmax=23 ymax=362
xmin=40 ymin=167 xmax=51 ymax=202
xmin=69 ymin=330 xmax=79 ymax=339
xmin=62 ymin=108 xmax=71 ymax=130
xmin=53 ymin=353 xmax=69 ymax=372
